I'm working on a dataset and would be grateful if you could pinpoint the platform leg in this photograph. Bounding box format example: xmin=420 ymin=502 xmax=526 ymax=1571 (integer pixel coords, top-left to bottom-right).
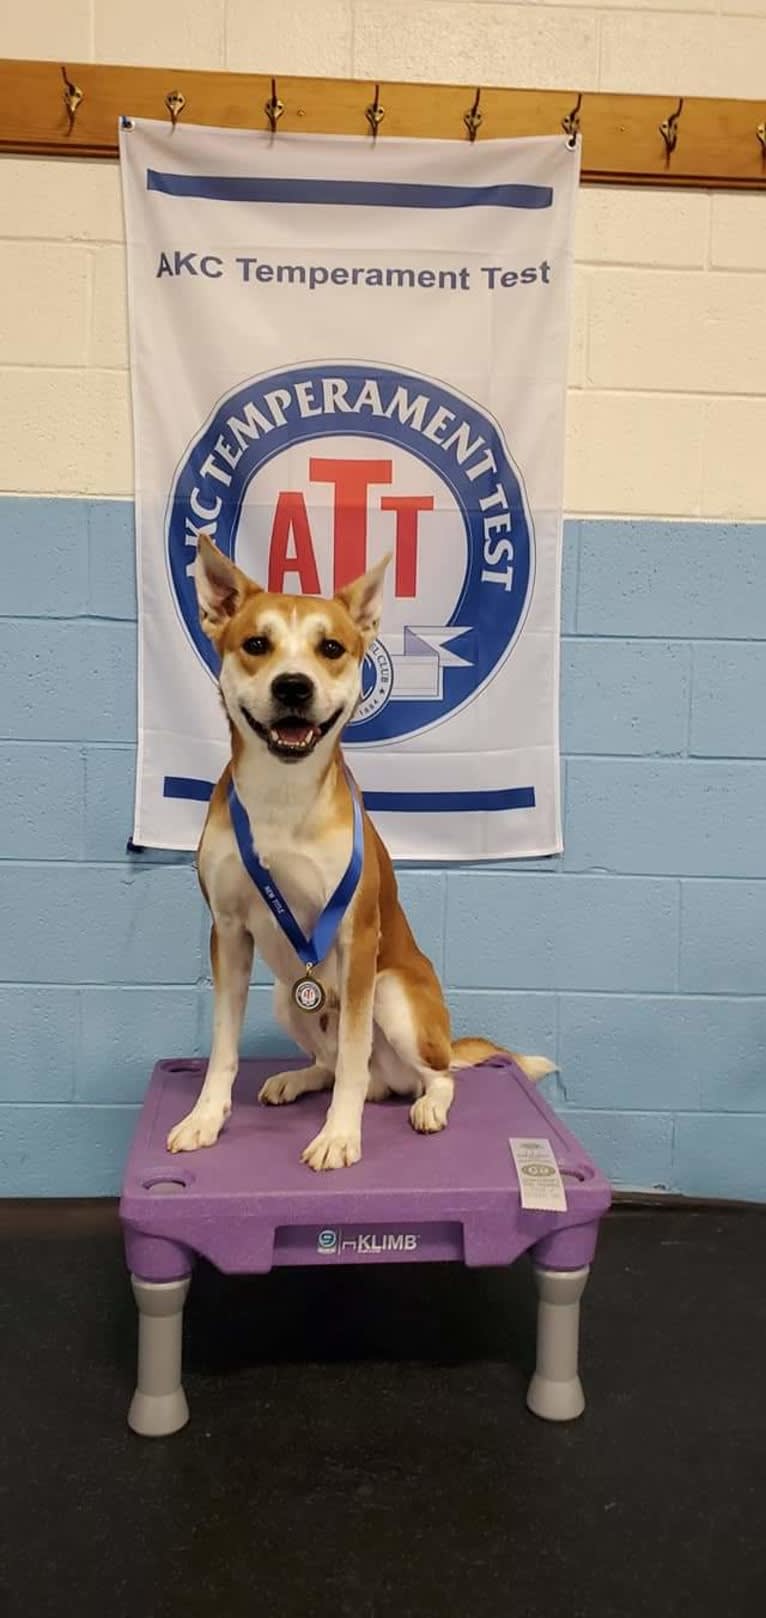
xmin=128 ymin=1275 xmax=190 ymax=1437
xmin=526 ymin=1265 xmax=589 ymax=1422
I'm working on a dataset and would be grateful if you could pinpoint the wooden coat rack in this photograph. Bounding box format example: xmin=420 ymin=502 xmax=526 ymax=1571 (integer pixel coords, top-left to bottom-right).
xmin=1 ymin=58 xmax=765 ymax=190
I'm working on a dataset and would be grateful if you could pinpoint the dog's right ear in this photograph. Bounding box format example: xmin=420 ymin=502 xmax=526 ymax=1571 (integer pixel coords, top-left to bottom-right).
xmin=194 ymin=534 xmax=262 ymax=639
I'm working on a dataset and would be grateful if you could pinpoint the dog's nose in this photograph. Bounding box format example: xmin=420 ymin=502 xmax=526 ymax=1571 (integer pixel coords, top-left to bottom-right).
xmin=271 ymin=673 xmax=314 ymax=709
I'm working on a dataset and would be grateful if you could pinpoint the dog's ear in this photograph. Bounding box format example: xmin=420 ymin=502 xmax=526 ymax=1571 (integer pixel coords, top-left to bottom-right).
xmin=335 ymin=553 xmax=391 ymax=645
xmin=194 ymin=534 xmax=261 ymax=638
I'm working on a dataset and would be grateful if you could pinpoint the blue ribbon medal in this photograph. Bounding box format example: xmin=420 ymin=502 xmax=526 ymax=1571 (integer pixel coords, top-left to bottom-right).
xmin=227 ymin=780 xmax=364 ymax=1012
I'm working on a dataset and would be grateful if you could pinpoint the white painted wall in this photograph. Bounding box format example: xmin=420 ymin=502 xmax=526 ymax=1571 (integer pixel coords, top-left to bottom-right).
xmin=1 ymin=0 xmax=764 ymax=516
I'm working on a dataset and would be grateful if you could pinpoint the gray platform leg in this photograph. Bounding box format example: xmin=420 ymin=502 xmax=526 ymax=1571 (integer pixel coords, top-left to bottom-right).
xmin=526 ymin=1265 xmax=590 ymax=1422
xmin=128 ymin=1275 xmax=191 ymax=1437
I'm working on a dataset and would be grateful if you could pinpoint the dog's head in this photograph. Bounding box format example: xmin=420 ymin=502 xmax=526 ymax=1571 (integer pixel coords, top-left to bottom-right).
xmin=194 ymin=533 xmax=390 ymax=763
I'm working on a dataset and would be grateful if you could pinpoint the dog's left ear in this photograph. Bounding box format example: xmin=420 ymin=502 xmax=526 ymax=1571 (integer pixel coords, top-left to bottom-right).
xmin=335 ymin=553 xmax=391 ymax=645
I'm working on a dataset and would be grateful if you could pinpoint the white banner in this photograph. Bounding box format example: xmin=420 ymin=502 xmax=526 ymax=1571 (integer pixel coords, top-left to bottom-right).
xmin=120 ymin=122 xmax=579 ymax=859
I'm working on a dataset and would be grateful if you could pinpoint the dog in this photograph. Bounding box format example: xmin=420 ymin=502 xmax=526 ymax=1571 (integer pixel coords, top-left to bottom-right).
xmin=167 ymin=533 xmax=554 ymax=1170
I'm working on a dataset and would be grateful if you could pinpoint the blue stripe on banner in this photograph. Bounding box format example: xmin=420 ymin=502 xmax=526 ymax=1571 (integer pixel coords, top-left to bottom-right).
xmin=364 ymin=787 xmax=536 ymax=813
xmin=164 ymin=777 xmax=214 ymax=804
xmin=162 ymin=776 xmax=536 ymax=813
xmin=146 ymin=171 xmax=553 ymax=211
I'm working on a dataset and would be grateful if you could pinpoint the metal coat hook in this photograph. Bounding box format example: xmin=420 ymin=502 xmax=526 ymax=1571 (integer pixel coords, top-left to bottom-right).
xmin=165 ymin=89 xmax=186 ymax=130
xmin=464 ymin=88 xmax=483 ymax=143
xmin=659 ymin=97 xmax=684 ymax=160
xmin=60 ymin=65 xmax=83 ymax=133
xmin=366 ymin=83 xmax=385 ymax=139
xmin=562 ymin=93 xmax=582 ymax=149
xmin=757 ymin=121 xmax=766 ymax=155
xmin=265 ymin=78 xmax=284 ymax=134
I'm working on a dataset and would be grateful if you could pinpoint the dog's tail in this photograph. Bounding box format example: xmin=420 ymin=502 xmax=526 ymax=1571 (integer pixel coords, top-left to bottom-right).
xmin=450 ymin=1036 xmax=557 ymax=1084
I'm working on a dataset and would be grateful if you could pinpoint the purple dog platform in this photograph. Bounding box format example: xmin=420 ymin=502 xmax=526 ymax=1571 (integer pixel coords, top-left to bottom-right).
xmin=120 ymin=1056 xmax=611 ymax=1437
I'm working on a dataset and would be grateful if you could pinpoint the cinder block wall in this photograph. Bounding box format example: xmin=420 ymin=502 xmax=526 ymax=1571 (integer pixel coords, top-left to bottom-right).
xmin=1 ymin=1 xmax=764 ymax=1197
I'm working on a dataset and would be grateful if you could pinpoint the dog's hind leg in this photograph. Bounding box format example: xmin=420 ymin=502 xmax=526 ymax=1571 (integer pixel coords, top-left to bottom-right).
xmin=168 ymin=919 xmax=252 ymax=1152
xmin=373 ymin=969 xmax=455 ymax=1135
xmin=259 ymin=1064 xmax=333 ymax=1105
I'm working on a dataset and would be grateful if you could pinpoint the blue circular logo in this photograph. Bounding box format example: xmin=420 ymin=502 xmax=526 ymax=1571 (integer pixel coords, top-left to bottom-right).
xmin=167 ymin=362 xmax=533 ymax=746
xmin=317 ymin=1229 xmax=338 ymax=1251
xmin=352 ymin=638 xmax=394 ymax=727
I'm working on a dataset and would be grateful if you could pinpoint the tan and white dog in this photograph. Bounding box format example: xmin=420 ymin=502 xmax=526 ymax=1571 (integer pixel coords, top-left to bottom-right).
xmin=167 ymin=533 xmax=553 ymax=1171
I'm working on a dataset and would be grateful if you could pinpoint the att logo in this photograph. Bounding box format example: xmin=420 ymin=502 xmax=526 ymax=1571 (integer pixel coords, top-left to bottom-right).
xmin=167 ymin=360 xmax=533 ymax=748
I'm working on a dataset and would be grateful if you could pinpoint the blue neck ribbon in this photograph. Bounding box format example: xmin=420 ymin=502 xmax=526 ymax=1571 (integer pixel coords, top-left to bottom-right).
xmin=227 ymin=779 xmax=364 ymax=971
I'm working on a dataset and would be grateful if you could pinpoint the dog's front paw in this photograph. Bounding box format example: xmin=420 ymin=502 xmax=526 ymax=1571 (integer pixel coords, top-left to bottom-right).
xmin=410 ymin=1094 xmax=449 ymax=1134
xmin=167 ymin=1103 xmax=229 ymax=1153
xmin=301 ymin=1127 xmax=361 ymax=1172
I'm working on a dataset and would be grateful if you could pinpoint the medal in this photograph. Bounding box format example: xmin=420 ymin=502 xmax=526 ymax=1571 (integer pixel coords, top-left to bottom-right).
xmin=227 ymin=775 xmax=363 ymax=1012
xmin=291 ymin=971 xmax=326 ymax=1014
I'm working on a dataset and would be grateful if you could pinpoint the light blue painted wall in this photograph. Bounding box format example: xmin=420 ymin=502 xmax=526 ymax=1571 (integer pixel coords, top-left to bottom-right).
xmin=1 ymin=498 xmax=764 ymax=1200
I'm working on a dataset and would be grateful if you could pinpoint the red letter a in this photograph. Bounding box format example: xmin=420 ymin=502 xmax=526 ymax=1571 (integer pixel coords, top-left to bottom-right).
xmin=267 ymin=492 xmax=321 ymax=594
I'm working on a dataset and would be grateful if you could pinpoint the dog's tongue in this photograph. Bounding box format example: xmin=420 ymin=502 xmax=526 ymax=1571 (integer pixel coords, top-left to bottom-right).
xmin=274 ymin=721 xmax=314 ymax=745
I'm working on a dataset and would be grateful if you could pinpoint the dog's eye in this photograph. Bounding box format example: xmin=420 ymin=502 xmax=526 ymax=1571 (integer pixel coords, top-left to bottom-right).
xmin=242 ymin=635 xmax=270 ymax=656
xmin=319 ymin=638 xmax=345 ymax=660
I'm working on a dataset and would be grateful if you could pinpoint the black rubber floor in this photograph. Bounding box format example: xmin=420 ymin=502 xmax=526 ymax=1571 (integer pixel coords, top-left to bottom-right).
xmin=1 ymin=1203 xmax=764 ymax=1618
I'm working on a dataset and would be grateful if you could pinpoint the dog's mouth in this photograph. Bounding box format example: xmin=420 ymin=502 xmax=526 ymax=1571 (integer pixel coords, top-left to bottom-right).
xmin=240 ymin=706 xmax=344 ymax=761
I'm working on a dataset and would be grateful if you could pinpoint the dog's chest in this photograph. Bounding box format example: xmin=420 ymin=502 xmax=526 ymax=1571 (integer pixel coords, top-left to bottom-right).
xmin=205 ymin=814 xmax=350 ymax=989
